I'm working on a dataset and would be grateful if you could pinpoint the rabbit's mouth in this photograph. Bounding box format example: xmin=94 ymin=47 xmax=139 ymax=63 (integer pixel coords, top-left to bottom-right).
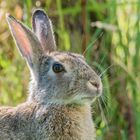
xmin=82 ymin=96 xmax=94 ymax=100
xmin=81 ymin=94 xmax=99 ymax=101
xmin=71 ymin=80 xmax=103 ymax=103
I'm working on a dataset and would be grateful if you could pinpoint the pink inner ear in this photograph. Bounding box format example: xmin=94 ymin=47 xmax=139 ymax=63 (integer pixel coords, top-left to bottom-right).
xmin=11 ymin=21 xmax=32 ymax=57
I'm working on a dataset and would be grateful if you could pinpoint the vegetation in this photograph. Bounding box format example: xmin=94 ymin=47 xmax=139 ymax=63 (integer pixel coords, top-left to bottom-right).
xmin=0 ymin=0 xmax=139 ymax=139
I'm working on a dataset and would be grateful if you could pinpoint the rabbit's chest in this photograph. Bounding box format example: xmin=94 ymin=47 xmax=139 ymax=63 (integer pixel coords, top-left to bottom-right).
xmin=34 ymin=108 xmax=96 ymax=140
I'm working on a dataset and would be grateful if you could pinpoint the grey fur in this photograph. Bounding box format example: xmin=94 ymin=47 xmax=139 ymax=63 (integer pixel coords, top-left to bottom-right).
xmin=0 ymin=10 xmax=102 ymax=140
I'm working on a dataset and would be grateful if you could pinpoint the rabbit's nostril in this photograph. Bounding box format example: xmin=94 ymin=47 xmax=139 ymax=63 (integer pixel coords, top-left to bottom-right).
xmin=90 ymin=81 xmax=99 ymax=89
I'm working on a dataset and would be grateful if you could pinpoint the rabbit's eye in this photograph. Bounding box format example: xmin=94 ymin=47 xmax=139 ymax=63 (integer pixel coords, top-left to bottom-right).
xmin=52 ymin=63 xmax=65 ymax=73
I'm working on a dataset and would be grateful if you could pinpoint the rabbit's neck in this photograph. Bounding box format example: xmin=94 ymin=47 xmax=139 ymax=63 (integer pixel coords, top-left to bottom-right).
xmin=35 ymin=103 xmax=96 ymax=140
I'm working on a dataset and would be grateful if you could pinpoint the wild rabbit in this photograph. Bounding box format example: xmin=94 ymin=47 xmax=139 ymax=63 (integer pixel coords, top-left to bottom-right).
xmin=0 ymin=9 xmax=102 ymax=140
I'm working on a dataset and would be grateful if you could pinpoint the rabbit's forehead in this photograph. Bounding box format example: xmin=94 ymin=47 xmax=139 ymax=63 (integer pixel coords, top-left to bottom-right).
xmin=50 ymin=52 xmax=85 ymax=62
xmin=48 ymin=52 xmax=92 ymax=71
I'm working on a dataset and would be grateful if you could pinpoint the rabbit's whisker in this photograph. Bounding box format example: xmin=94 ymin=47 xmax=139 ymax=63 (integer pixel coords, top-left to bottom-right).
xmin=98 ymin=99 xmax=109 ymax=130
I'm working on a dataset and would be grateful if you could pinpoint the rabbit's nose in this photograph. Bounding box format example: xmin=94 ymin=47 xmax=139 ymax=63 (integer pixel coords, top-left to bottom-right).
xmin=89 ymin=80 xmax=103 ymax=95
xmin=89 ymin=81 xmax=100 ymax=89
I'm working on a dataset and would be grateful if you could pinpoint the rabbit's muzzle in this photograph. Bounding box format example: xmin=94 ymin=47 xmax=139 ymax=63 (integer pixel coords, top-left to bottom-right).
xmin=90 ymin=80 xmax=102 ymax=95
xmin=86 ymin=78 xmax=102 ymax=99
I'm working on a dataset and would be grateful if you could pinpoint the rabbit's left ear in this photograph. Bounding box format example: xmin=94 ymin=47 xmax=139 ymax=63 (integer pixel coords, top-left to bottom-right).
xmin=6 ymin=14 xmax=43 ymax=68
xmin=32 ymin=9 xmax=56 ymax=52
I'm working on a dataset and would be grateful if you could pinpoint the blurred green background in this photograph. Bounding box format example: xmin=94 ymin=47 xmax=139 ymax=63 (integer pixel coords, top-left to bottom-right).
xmin=0 ymin=0 xmax=139 ymax=139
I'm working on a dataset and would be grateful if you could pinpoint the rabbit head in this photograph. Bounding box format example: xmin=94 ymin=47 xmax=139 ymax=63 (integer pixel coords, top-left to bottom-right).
xmin=7 ymin=9 xmax=102 ymax=105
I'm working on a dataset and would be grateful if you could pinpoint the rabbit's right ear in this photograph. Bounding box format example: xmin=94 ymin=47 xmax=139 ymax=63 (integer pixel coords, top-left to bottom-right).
xmin=6 ymin=14 xmax=43 ymax=67
xmin=32 ymin=9 xmax=56 ymax=52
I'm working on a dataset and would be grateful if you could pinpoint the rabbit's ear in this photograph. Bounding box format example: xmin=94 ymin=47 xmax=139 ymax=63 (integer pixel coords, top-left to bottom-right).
xmin=6 ymin=14 xmax=42 ymax=67
xmin=32 ymin=9 xmax=56 ymax=52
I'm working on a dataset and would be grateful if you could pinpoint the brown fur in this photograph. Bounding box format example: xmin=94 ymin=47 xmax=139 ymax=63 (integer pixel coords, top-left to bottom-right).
xmin=0 ymin=102 xmax=96 ymax=140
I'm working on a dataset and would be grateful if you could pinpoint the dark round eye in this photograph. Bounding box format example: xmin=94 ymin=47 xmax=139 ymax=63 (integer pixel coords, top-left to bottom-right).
xmin=52 ymin=63 xmax=65 ymax=73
